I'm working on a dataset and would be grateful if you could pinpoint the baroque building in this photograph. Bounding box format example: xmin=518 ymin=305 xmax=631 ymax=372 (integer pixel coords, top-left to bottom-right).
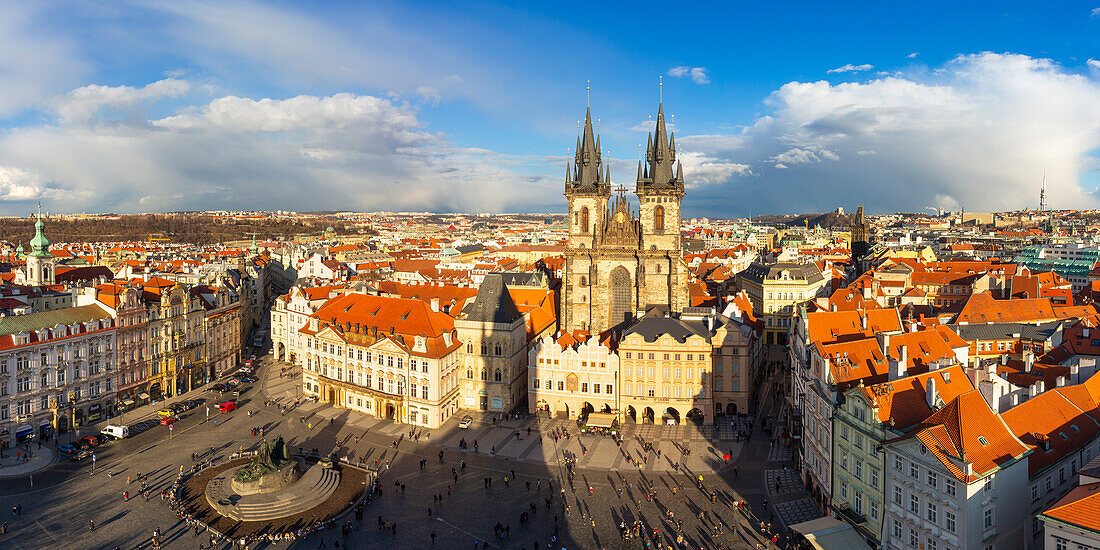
xmin=562 ymin=104 xmax=690 ymax=333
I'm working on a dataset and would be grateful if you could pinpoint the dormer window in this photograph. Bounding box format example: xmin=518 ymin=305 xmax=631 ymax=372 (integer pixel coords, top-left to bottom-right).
xmin=977 ymin=436 xmax=989 ymax=446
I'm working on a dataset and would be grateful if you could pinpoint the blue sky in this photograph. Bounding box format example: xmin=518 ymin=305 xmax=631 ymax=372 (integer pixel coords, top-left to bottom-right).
xmin=2 ymin=1 xmax=1100 ymax=217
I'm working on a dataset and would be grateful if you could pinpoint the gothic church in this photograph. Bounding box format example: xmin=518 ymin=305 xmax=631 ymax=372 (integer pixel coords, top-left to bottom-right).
xmin=562 ymin=104 xmax=690 ymax=333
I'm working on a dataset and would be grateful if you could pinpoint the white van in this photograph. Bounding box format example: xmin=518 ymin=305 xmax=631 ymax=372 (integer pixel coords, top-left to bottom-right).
xmin=101 ymin=425 xmax=129 ymax=440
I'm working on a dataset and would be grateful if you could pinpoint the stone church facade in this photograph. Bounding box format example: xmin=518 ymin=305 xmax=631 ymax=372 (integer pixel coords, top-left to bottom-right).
xmin=562 ymin=104 xmax=690 ymax=333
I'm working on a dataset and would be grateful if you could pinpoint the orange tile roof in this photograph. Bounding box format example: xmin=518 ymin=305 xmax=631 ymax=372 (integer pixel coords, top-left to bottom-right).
xmin=807 ymin=309 xmax=902 ymax=345
xmin=308 ymin=293 xmax=460 ymax=359
xmin=1040 ymin=482 xmax=1100 ymax=532
xmin=903 ymin=390 xmax=1031 ymax=483
xmin=859 ymin=365 xmax=974 ymax=430
xmin=1002 ymin=386 xmax=1100 ymax=477
xmin=955 ymin=292 xmax=1057 ymax=324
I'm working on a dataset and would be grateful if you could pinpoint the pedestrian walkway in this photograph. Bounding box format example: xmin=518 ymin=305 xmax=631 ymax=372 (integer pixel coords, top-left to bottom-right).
xmin=0 ymin=445 xmax=54 ymax=478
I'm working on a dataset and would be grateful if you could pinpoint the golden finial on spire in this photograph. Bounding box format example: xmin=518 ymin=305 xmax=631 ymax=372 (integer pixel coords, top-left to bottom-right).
xmin=586 ymin=80 xmax=590 ymax=109
xmin=659 ymin=75 xmax=663 ymax=103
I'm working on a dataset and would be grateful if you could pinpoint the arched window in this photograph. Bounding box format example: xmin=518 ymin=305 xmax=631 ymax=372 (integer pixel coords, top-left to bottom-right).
xmin=581 ymin=207 xmax=590 ymax=233
xmin=656 ymin=264 xmax=662 ymax=274
xmin=481 ymin=343 xmax=487 ymax=355
xmin=494 ymin=369 xmax=502 ymax=382
xmin=466 ymin=368 xmax=473 ymax=379
xmin=481 ymin=369 xmax=487 ymax=380
xmin=579 ymin=276 xmax=587 ymax=287
xmin=495 ymin=343 xmax=502 ymax=356
xmin=654 ymin=206 xmax=664 ymax=231
xmin=466 ymin=343 xmax=472 ymax=353
xmin=610 ymin=266 xmax=632 ymax=325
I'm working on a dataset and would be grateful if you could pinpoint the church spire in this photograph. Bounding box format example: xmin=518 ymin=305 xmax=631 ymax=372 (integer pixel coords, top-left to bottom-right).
xmin=643 ymin=103 xmax=676 ymax=186
xmin=572 ymin=106 xmax=604 ymax=188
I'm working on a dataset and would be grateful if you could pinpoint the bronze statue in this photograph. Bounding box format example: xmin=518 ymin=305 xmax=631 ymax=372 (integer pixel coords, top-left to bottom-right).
xmin=233 ymin=436 xmax=292 ymax=483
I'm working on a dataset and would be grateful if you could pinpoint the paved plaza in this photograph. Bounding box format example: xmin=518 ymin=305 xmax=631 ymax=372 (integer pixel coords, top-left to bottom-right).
xmin=0 ymin=345 xmax=816 ymax=549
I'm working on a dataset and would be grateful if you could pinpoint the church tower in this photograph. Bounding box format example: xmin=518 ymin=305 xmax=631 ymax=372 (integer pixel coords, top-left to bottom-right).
xmin=564 ymin=108 xmax=610 ymax=250
xmin=637 ymin=103 xmax=685 ymax=253
xmin=562 ymin=103 xmax=690 ymax=334
xmin=25 ymin=205 xmax=56 ymax=286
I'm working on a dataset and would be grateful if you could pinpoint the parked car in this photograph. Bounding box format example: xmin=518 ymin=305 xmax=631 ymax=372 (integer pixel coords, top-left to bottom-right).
xmin=160 ymin=415 xmax=178 ymax=425
xmin=57 ymin=444 xmax=77 ymax=455
xmin=71 ymin=449 xmax=93 ymax=461
xmin=158 ymin=407 xmax=176 ymax=417
xmin=218 ymin=401 xmax=237 ymax=413
xmin=211 ymin=383 xmax=230 ymax=392
xmin=235 ymin=375 xmax=256 ymax=384
xmin=458 ymin=416 xmax=473 ymax=429
xmin=79 ymin=436 xmax=101 ymax=448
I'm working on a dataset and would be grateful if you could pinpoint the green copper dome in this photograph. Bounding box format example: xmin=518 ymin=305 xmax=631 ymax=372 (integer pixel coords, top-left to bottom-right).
xmin=28 ymin=205 xmax=52 ymax=259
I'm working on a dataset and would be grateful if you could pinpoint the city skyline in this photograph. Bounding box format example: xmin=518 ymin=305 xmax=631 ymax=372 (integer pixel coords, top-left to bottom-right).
xmin=1 ymin=2 xmax=1100 ymax=217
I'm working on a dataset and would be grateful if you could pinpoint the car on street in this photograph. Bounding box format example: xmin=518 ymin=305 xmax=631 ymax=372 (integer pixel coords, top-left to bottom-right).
xmin=160 ymin=415 xmax=178 ymax=425
xmin=218 ymin=401 xmax=237 ymax=413
xmin=57 ymin=444 xmax=78 ymax=455
xmin=70 ymin=449 xmax=93 ymax=461
xmin=235 ymin=375 xmax=256 ymax=384
xmin=211 ymin=383 xmax=230 ymax=392
xmin=101 ymin=425 xmax=129 ymax=440
xmin=79 ymin=436 xmax=101 ymax=448
xmin=158 ymin=407 xmax=176 ymax=417
xmin=458 ymin=416 xmax=473 ymax=429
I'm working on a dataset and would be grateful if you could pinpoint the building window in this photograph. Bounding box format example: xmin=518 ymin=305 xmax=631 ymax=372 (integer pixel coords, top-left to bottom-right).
xmin=581 ymin=382 xmax=588 ymax=393
xmin=870 ymin=468 xmax=879 ymax=488
xmin=869 ymin=500 xmax=878 ymax=520
xmin=909 ymin=494 xmax=919 ymax=514
xmin=893 ymin=485 xmax=902 ymax=505
xmin=945 ymin=510 xmax=956 ymax=533
xmin=983 ymin=508 xmax=994 ymax=529
xmin=945 ymin=479 xmax=956 ymax=497
xmin=927 ymin=471 xmax=938 ymax=489
xmin=926 ymin=502 xmax=937 ymax=523
xmin=894 ymin=456 xmax=902 ymax=471
xmin=606 ymin=384 xmax=612 ymax=394
xmin=654 ymin=205 xmax=664 ymax=231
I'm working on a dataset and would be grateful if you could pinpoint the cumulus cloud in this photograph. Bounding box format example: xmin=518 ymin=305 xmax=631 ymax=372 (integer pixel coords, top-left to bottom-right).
xmin=56 ymin=79 xmax=190 ymax=126
xmin=667 ymin=66 xmax=710 ymax=84
xmin=907 ymin=52 xmax=919 ymax=59
xmin=1092 ymin=7 xmax=1100 ymax=16
xmin=827 ymin=63 xmax=874 ymax=74
xmin=683 ymin=52 xmax=1100 ymax=215
xmin=0 ymin=85 xmax=560 ymax=213
xmin=1089 ymin=59 xmax=1100 ymax=70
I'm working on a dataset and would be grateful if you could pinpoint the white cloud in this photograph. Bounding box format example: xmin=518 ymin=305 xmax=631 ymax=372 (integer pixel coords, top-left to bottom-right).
xmin=667 ymin=66 xmax=710 ymax=84
xmin=907 ymin=52 xmax=919 ymax=59
xmin=683 ymin=52 xmax=1100 ymax=214
xmin=55 ymin=79 xmax=190 ymax=126
xmin=416 ymin=86 xmax=442 ymax=107
xmin=1089 ymin=59 xmax=1100 ymax=70
xmin=827 ymin=63 xmax=874 ymax=74
xmin=1092 ymin=7 xmax=1100 ymax=16
xmin=0 ymin=87 xmax=560 ymax=214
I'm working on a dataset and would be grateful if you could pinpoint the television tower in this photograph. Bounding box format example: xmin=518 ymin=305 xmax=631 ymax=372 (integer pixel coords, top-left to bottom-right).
xmin=1039 ymin=170 xmax=1047 ymax=212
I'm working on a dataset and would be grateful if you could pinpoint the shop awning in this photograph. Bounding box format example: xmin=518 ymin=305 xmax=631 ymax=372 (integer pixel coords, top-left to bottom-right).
xmin=122 ymin=399 xmax=135 ymax=406
xmin=14 ymin=425 xmax=33 ymax=437
xmin=586 ymin=412 xmax=616 ymax=429
xmin=138 ymin=393 xmax=150 ymax=400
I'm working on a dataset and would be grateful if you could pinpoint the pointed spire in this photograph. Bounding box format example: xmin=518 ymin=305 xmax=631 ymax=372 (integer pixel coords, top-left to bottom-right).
xmin=669 ymin=131 xmax=676 ymax=159
xmin=676 ymin=160 xmax=683 ymax=182
xmin=565 ymin=161 xmax=571 ymax=183
xmin=636 ymin=160 xmax=644 ymax=181
xmin=574 ymin=106 xmax=601 ymax=187
xmin=646 ymin=103 xmax=675 ymax=185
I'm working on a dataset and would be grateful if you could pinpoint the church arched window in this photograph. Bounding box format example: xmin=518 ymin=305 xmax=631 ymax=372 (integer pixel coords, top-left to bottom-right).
xmin=494 ymin=369 xmax=502 ymax=382
xmin=466 ymin=368 xmax=473 ymax=379
xmin=481 ymin=343 xmax=487 ymax=355
xmin=579 ymin=276 xmax=587 ymax=287
xmin=656 ymin=264 xmax=662 ymax=274
xmin=495 ymin=343 xmax=502 ymax=356
xmin=655 ymin=206 xmax=665 ymax=231
xmin=581 ymin=207 xmax=590 ymax=233
xmin=481 ymin=369 xmax=487 ymax=380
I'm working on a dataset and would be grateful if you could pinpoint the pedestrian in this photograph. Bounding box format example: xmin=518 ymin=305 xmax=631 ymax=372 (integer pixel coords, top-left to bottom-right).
xmin=318 ymin=536 xmax=326 ymax=549
xmin=431 ymin=531 xmax=436 ymax=544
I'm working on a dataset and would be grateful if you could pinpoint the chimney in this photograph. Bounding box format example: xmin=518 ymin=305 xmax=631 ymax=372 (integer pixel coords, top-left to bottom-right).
xmin=1011 ymin=393 xmax=1020 ymax=406
xmin=1024 ymin=350 xmax=1034 ymax=373
xmin=1029 ymin=383 xmax=1038 ymax=399
xmin=1071 ymin=364 xmax=1080 ymax=384
xmin=861 ymin=315 xmax=868 ymax=331
xmin=1056 ymin=375 xmax=1067 ymax=387
xmin=430 ymin=297 xmax=440 ymax=312
xmin=926 ymin=377 xmax=938 ymax=409
xmin=1001 ymin=354 xmax=1008 ymax=366
xmin=831 ymin=304 xmax=837 ymax=312
xmin=1038 ymin=380 xmax=1045 ymax=394
xmin=143 ymin=268 xmax=151 ymax=283
xmin=899 ymin=344 xmax=908 ymax=371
